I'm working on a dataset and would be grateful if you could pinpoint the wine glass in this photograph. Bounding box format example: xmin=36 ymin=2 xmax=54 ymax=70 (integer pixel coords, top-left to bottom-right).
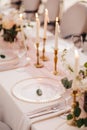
xmin=13 ymin=36 xmax=27 ymax=58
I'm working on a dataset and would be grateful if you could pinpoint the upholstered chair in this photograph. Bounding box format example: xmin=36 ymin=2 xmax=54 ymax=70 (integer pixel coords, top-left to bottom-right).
xmin=22 ymin=0 xmax=40 ymax=20
xmin=60 ymin=1 xmax=87 ymax=38
xmin=11 ymin=0 xmax=22 ymax=9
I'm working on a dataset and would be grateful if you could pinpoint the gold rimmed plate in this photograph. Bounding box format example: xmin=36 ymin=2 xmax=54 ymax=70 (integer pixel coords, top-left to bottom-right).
xmin=11 ymin=77 xmax=65 ymax=103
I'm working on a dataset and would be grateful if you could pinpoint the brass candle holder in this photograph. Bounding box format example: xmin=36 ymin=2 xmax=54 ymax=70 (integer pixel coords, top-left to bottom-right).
xmin=71 ymin=90 xmax=78 ymax=125
xmin=34 ymin=43 xmax=44 ymax=68
xmin=40 ymin=38 xmax=49 ymax=61
xmin=53 ymin=49 xmax=58 ymax=75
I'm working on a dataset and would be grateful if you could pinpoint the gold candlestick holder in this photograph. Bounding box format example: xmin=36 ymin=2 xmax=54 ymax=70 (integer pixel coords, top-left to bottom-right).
xmin=34 ymin=43 xmax=44 ymax=68
xmin=71 ymin=90 xmax=78 ymax=125
xmin=53 ymin=49 xmax=58 ymax=75
xmin=40 ymin=38 xmax=49 ymax=61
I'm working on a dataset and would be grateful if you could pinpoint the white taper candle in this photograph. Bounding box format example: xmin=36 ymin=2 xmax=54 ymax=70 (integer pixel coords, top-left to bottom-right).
xmin=55 ymin=17 xmax=59 ymax=50
xmin=72 ymin=49 xmax=79 ymax=90
xmin=36 ymin=13 xmax=40 ymax=43
xmin=44 ymin=9 xmax=49 ymax=39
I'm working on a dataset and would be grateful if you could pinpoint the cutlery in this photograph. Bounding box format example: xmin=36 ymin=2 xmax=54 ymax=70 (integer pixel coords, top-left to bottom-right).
xmin=29 ymin=107 xmax=64 ymax=119
xmin=29 ymin=108 xmax=71 ymax=130
xmin=27 ymin=101 xmax=66 ymax=119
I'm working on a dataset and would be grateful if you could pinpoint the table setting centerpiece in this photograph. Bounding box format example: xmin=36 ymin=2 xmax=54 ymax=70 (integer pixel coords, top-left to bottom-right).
xmin=0 ymin=8 xmax=31 ymax=71
xmin=60 ymin=48 xmax=87 ymax=128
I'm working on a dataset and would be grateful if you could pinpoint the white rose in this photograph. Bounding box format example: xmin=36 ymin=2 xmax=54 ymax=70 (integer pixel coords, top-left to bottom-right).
xmin=2 ymin=19 xmax=15 ymax=29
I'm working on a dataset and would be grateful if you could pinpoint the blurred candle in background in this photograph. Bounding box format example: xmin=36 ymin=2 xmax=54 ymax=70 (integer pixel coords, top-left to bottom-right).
xmin=72 ymin=49 xmax=79 ymax=90
xmin=44 ymin=9 xmax=49 ymax=39
xmin=19 ymin=13 xmax=25 ymax=43
xmin=36 ymin=13 xmax=40 ymax=43
xmin=74 ymin=49 xmax=79 ymax=78
xmin=55 ymin=17 xmax=59 ymax=50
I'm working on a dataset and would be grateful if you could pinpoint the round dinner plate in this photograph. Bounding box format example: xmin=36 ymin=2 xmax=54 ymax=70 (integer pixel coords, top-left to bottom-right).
xmin=12 ymin=77 xmax=65 ymax=103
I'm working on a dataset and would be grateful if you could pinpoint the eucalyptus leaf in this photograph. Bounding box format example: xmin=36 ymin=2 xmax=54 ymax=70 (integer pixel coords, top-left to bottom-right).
xmin=83 ymin=118 xmax=87 ymax=126
xmin=68 ymin=65 xmax=74 ymax=72
xmin=84 ymin=62 xmax=87 ymax=68
xmin=61 ymin=77 xmax=72 ymax=89
xmin=76 ymin=119 xmax=84 ymax=128
xmin=67 ymin=114 xmax=73 ymax=120
xmin=3 ymin=25 xmax=18 ymax=43
xmin=73 ymin=107 xmax=81 ymax=117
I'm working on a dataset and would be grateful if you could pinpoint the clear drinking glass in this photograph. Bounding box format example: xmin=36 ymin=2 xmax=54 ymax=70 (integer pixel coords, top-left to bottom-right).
xmin=0 ymin=35 xmax=27 ymax=71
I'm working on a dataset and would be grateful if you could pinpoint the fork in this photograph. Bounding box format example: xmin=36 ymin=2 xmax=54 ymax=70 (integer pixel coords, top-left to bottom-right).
xmin=27 ymin=102 xmax=65 ymax=119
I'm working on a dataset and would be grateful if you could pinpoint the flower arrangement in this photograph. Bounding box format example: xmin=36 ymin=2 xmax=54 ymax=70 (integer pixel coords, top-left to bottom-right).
xmin=61 ymin=49 xmax=87 ymax=128
xmin=0 ymin=11 xmax=31 ymax=43
xmin=61 ymin=62 xmax=87 ymax=128
xmin=61 ymin=49 xmax=87 ymax=92
xmin=0 ymin=21 xmax=19 ymax=43
xmin=0 ymin=12 xmax=21 ymax=43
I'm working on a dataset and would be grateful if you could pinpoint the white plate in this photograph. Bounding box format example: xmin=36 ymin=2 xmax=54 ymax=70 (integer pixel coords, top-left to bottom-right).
xmin=12 ymin=77 xmax=65 ymax=103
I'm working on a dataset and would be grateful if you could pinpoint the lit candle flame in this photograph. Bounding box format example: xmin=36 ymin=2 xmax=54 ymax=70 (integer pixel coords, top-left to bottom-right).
xmin=35 ymin=13 xmax=38 ymax=19
xmin=45 ymin=8 xmax=48 ymax=15
xmin=19 ymin=13 xmax=23 ymax=19
xmin=75 ymin=49 xmax=79 ymax=58
xmin=56 ymin=17 xmax=58 ymax=22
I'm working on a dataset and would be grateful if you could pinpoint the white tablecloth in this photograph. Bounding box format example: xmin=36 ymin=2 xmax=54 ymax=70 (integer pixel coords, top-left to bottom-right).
xmin=0 ymin=23 xmax=87 ymax=130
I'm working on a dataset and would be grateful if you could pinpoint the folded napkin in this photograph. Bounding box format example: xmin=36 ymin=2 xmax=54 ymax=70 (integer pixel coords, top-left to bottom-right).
xmin=27 ymin=98 xmax=71 ymax=130
xmin=29 ymin=107 xmax=70 ymax=130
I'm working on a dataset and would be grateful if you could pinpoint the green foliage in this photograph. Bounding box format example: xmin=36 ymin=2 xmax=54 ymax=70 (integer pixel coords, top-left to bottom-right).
xmin=83 ymin=118 xmax=87 ymax=127
xmin=66 ymin=101 xmax=87 ymax=128
xmin=67 ymin=114 xmax=73 ymax=120
xmin=67 ymin=65 xmax=74 ymax=72
xmin=61 ymin=49 xmax=67 ymax=61
xmin=84 ymin=62 xmax=87 ymax=68
xmin=3 ymin=25 xmax=18 ymax=43
xmin=79 ymin=70 xmax=84 ymax=74
xmin=61 ymin=77 xmax=72 ymax=89
xmin=76 ymin=118 xmax=84 ymax=128
xmin=73 ymin=107 xmax=81 ymax=117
